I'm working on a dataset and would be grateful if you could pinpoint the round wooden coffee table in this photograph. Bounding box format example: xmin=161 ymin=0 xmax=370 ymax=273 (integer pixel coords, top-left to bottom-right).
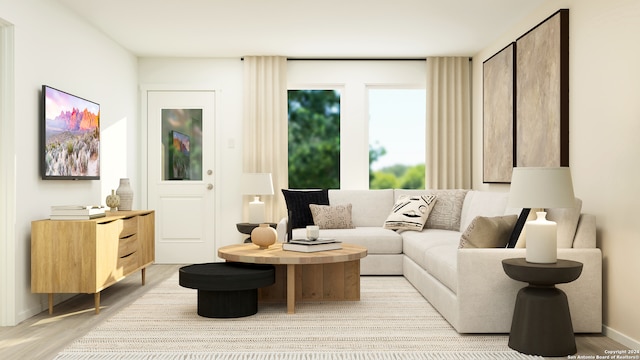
xmin=218 ymin=243 xmax=367 ymax=314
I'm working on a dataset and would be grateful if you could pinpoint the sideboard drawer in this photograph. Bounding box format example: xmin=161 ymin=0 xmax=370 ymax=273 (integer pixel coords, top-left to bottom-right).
xmin=118 ymin=251 xmax=139 ymax=275
xmin=118 ymin=234 xmax=138 ymax=258
xmin=121 ymin=216 xmax=138 ymax=238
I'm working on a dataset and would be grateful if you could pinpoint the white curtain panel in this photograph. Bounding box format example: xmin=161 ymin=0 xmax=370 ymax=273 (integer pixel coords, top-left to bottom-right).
xmin=425 ymin=57 xmax=472 ymax=189
xmin=243 ymin=56 xmax=289 ymax=222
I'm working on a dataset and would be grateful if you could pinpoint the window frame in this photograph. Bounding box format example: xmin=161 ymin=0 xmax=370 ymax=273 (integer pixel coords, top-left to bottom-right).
xmin=287 ymin=60 xmax=426 ymax=189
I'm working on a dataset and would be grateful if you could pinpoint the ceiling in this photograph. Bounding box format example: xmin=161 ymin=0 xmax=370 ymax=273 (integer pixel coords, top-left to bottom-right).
xmin=56 ymin=0 xmax=546 ymax=58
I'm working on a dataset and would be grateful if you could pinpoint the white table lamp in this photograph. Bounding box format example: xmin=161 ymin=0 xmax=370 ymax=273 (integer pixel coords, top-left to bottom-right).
xmin=508 ymin=167 xmax=575 ymax=263
xmin=241 ymin=173 xmax=274 ymax=224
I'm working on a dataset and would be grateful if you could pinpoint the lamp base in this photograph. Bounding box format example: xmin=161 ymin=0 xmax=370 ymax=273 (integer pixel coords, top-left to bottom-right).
xmin=525 ymin=212 xmax=557 ymax=264
xmin=248 ymin=196 xmax=265 ymax=224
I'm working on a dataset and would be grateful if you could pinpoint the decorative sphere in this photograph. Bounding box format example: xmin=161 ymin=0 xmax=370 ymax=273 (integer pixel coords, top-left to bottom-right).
xmin=251 ymin=223 xmax=277 ymax=249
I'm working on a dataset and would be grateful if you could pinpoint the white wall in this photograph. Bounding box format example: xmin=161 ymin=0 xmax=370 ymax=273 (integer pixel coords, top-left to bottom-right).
xmin=0 ymin=0 xmax=138 ymax=324
xmin=472 ymin=0 xmax=640 ymax=347
xmin=138 ymin=58 xmax=246 ymax=252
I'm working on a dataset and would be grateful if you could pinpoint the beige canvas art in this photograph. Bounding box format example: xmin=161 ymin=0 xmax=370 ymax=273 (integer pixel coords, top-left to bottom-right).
xmin=483 ymin=43 xmax=514 ymax=183
xmin=516 ymin=9 xmax=569 ymax=167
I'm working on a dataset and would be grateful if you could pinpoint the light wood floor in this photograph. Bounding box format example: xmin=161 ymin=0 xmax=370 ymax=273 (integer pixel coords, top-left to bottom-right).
xmin=0 ymin=264 xmax=628 ymax=360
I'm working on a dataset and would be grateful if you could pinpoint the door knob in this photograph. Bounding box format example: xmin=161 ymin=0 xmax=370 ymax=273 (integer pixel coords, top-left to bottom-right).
xmin=207 ymin=169 xmax=213 ymax=175
xmin=207 ymin=183 xmax=213 ymax=190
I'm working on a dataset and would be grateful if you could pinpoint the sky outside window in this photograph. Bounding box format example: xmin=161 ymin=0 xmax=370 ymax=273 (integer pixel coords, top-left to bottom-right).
xmin=369 ymin=88 xmax=426 ymax=189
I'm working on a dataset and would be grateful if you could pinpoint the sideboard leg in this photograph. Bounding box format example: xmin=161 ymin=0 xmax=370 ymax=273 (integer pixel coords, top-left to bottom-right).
xmin=142 ymin=267 xmax=146 ymax=286
xmin=94 ymin=292 xmax=100 ymax=314
xmin=48 ymin=293 xmax=53 ymax=314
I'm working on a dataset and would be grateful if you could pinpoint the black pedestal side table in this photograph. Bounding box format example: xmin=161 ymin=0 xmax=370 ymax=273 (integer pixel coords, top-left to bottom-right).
xmin=502 ymin=258 xmax=583 ymax=357
xmin=236 ymin=222 xmax=277 ymax=243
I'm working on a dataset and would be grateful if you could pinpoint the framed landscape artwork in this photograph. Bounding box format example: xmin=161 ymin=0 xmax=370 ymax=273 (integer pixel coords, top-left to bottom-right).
xmin=41 ymin=85 xmax=100 ymax=180
xmin=483 ymin=43 xmax=515 ymax=183
xmin=515 ymin=9 xmax=569 ymax=167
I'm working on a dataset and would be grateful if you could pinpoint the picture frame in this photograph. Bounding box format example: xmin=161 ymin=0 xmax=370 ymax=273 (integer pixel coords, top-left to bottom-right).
xmin=515 ymin=9 xmax=569 ymax=167
xmin=483 ymin=42 xmax=515 ymax=183
xmin=41 ymin=85 xmax=100 ymax=180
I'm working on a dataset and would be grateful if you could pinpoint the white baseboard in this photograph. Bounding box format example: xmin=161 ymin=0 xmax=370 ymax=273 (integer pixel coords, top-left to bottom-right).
xmin=603 ymin=325 xmax=640 ymax=350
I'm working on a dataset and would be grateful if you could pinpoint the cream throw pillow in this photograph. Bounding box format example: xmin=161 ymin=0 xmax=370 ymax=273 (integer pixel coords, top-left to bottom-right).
xmin=459 ymin=215 xmax=518 ymax=249
xmin=309 ymin=204 xmax=355 ymax=229
xmin=384 ymin=195 xmax=437 ymax=231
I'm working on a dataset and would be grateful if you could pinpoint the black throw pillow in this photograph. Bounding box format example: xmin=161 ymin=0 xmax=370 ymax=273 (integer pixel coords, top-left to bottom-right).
xmin=281 ymin=189 xmax=329 ymax=229
xmin=506 ymin=208 xmax=530 ymax=248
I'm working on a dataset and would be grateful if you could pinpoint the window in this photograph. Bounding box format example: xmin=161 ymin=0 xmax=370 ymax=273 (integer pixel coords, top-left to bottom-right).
xmin=369 ymin=89 xmax=426 ymax=189
xmin=287 ymin=90 xmax=341 ymax=189
xmin=287 ymin=60 xmax=426 ymax=189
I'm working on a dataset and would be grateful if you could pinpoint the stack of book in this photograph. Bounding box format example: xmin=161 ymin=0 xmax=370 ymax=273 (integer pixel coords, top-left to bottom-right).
xmin=50 ymin=205 xmax=106 ymax=220
xmin=282 ymin=238 xmax=342 ymax=252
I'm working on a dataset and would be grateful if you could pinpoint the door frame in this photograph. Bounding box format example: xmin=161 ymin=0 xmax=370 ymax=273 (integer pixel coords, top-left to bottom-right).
xmin=140 ymin=85 xmax=221 ymax=262
xmin=0 ymin=19 xmax=16 ymax=326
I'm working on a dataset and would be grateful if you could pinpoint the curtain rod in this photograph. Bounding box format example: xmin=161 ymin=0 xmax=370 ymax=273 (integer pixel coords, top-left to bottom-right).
xmin=241 ymin=57 xmax=472 ymax=61
xmin=287 ymin=57 xmax=427 ymax=61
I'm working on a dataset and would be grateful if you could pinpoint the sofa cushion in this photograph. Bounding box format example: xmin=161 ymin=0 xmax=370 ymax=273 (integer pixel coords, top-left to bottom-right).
xmin=423 ymin=242 xmax=459 ymax=294
xmin=395 ymin=189 xmax=468 ymax=231
xmin=292 ymin=226 xmax=402 ymax=254
xmin=403 ymin=229 xmax=461 ymax=269
xmin=309 ymin=203 xmax=355 ymax=229
xmin=459 ymin=215 xmax=517 ymax=249
xmin=329 ymin=189 xmax=394 ymax=227
xmin=383 ymin=194 xmax=437 ymax=231
xmin=282 ymin=189 xmax=329 ymax=229
xmin=459 ymin=190 xmax=510 ymax=232
xmin=546 ymin=197 xmax=582 ymax=248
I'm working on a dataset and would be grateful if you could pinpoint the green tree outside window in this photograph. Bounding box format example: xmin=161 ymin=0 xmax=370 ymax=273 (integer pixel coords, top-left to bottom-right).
xmin=288 ymin=90 xmax=340 ymax=189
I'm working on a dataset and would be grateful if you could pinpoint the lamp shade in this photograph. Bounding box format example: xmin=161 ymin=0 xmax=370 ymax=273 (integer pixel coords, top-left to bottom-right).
xmin=508 ymin=167 xmax=575 ymax=209
xmin=241 ymin=173 xmax=274 ymax=196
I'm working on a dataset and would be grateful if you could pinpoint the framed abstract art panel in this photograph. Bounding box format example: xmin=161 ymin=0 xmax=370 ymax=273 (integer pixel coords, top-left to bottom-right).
xmin=483 ymin=43 xmax=515 ymax=183
xmin=515 ymin=9 xmax=569 ymax=167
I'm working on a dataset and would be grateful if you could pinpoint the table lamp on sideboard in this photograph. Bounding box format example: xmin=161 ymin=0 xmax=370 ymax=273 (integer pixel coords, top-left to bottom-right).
xmin=241 ymin=173 xmax=274 ymax=224
xmin=508 ymin=167 xmax=575 ymax=264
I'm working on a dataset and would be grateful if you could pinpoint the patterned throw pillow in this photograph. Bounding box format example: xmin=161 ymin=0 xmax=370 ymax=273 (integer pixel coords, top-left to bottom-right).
xmin=309 ymin=204 xmax=355 ymax=229
xmin=425 ymin=189 xmax=468 ymax=231
xmin=459 ymin=215 xmax=518 ymax=249
xmin=384 ymin=195 xmax=437 ymax=231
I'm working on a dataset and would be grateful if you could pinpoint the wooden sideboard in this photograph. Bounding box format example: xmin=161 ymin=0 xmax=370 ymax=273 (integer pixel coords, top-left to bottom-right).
xmin=31 ymin=210 xmax=155 ymax=314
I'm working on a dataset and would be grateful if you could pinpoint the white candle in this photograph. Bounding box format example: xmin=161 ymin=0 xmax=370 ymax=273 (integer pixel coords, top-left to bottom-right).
xmin=525 ymin=212 xmax=557 ymax=263
xmin=306 ymin=225 xmax=319 ymax=240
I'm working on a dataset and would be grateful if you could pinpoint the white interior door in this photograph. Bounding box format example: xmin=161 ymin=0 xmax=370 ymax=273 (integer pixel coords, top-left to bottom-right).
xmin=147 ymin=90 xmax=215 ymax=264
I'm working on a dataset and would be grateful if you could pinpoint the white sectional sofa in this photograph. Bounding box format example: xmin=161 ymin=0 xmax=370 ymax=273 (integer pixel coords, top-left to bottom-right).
xmin=280 ymin=189 xmax=602 ymax=334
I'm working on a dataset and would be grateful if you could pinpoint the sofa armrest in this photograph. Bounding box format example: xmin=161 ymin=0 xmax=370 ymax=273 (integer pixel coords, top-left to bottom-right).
xmin=456 ymin=248 xmax=602 ymax=333
xmin=573 ymin=213 xmax=596 ymax=248
xmin=276 ymin=216 xmax=288 ymax=242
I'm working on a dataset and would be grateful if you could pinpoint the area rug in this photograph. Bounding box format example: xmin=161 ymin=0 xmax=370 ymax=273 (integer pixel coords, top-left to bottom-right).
xmin=54 ymin=273 xmax=539 ymax=360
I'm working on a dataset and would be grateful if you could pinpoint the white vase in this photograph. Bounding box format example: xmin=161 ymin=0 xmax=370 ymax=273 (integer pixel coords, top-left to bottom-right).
xmin=116 ymin=178 xmax=134 ymax=211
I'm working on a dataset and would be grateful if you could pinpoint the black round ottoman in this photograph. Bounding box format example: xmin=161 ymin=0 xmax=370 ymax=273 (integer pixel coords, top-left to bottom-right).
xmin=179 ymin=262 xmax=275 ymax=318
